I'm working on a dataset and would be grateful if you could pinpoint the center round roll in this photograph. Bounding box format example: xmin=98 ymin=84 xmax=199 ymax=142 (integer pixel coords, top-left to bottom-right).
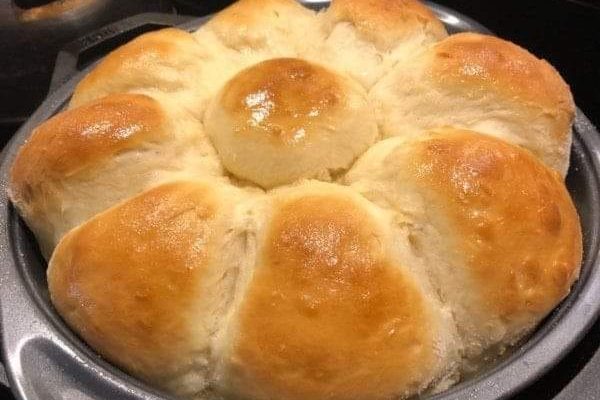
xmin=204 ymin=58 xmax=378 ymax=189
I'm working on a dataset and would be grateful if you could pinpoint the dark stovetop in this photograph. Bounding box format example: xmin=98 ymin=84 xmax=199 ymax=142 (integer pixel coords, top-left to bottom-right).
xmin=0 ymin=1 xmax=599 ymax=399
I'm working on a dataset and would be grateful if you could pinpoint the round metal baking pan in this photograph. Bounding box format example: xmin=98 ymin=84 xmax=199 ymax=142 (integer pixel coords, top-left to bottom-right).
xmin=1 ymin=2 xmax=600 ymax=400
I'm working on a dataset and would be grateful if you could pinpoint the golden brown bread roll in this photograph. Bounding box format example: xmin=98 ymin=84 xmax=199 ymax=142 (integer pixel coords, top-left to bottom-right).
xmin=370 ymin=32 xmax=575 ymax=175
xmin=10 ymin=93 xmax=221 ymax=257
xmin=314 ymin=0 xmax=447 ymax=88
xmin=70 ymin=29 xmax=204 ymax=111
xmin=345 ymin=128 xmax=582 ymax=358
xmin=215 ymin=182 xmax=460 ymax=400
xmin=48 ymin=180 xmax=252 ymax=396
xmin=7 ymin=0 xmax=582 ymax=399
xmin=217 ymin=182 xmax=461 ymax=400
xmin=49 ymin=180 xmax=460 ymax=399
xmin=204 ymin=58 xmax=378 ymax=188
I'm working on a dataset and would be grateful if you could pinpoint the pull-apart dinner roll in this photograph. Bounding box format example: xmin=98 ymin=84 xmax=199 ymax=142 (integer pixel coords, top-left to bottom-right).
xmin=204 ymin=58 xmax=377 ymax=188
xmin=10 ymin=94 xmax=221 ymax=257
xmin=69 ymin=28 xmax=225 ymax=115
xmin=371 ymin=33 xmax=575 ymax=175
xmin=48 ymin=180 xmax=252 ymax=398
xmin=345 ymin=128 xmax=582 ymax=358
xmin=49 ymin=180 xmax=460 ymax=399
xmin=195 ymin=0 xmax=325 ymax=57
xmin=314 ymin=0 xmax=448 ymax=88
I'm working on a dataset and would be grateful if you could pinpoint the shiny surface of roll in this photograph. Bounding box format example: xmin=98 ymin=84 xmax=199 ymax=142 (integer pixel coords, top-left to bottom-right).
xmin=48 ymin=180 xmax=250 ymax=397
xmin=217 ymin=182 xmax=458 ymax=400
xmin=13 ymin=94 xmax=166 ymax=181
xmin=371 ymin=32 xmax=575 ymax=175
xmin=10 ymin=93 xmax=221 ymax=257
xmin=205 ymin=58 xmax=377 ymax=188
xmin=346 ymin=128 xmax=582 ymax=356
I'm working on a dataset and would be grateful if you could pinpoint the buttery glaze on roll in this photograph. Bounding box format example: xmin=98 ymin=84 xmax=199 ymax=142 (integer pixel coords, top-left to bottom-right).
xmin=371 ymin=33 xmax=575 ymax=175
xmin=345 ymin=128 xmax=582 ymax=358
xmin=215 ymin=182 xmax=459 ymax=400
xmin=204 ymin=58 xmax=377 ymax=188
xmin=10 ymin=93 xmax=221 ymax=257
xmin=48 ymin=180 xmax=251 ymax=397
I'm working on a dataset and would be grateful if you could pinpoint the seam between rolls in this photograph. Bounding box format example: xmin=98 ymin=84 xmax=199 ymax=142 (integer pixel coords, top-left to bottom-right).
xmin=207 ymin=194 xmax=263 ymax=391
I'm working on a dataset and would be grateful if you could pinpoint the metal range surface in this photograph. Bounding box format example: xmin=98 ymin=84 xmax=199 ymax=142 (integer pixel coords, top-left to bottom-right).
xmin=1 ymin=2 xmax=600 ymax=400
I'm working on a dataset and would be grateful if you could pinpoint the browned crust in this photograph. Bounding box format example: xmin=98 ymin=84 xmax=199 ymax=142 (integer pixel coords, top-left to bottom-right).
xmin=70 ymin=28 xmax=198 ymax=107
xmin=219 ymin=58 xmax=344 ymax=145
xmin=48 ymin=182 xmax=219 ymax=382
xmin=430 ymin=33 xmax=574 ymax=138
xmin=229 ymin=192 xmax=436 ymax=400
xmin=411 ymin=129 xmax=582 ymax=320
xmin=329 ymin=0 xmax=447 ymax=49
xmin=10 ymin=93 xmax=167 ymax=205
